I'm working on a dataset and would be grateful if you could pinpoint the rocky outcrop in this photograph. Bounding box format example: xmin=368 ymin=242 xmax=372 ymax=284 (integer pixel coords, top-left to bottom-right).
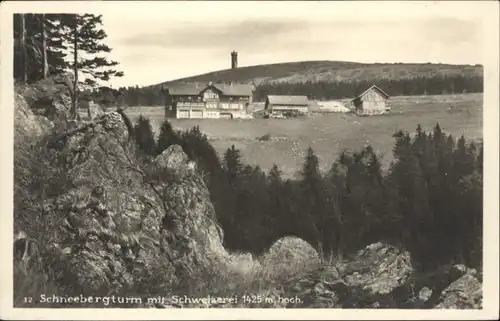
xmin=280 ymin=242 xmax=482 ymax=309
xmin=15 ymin=73 xmax=74 ymax=121
xmin=14 ymin=93 xmax=54 ymax=138
xmin=79 ymin=99 xmax=104 ymax=120
xmin=434 ymin=265 xmax=482 ymax=309
xmin=14 ymin=86 xmax=228 ymax=300
xmin=279 ymin=242 xmax=412 ymax=308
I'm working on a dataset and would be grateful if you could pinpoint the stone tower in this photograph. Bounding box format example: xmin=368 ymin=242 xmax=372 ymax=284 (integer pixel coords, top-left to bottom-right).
xmin=231 ymin=51 xmax=238 ymax=69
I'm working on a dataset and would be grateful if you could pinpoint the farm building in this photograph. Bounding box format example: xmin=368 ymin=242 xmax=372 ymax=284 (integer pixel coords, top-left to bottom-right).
xmin=351 ymin=85 xmax=390 ymax=116
xmin=164 ymin=82 xmax=255 ymax=119
xmin=264 ymin=95 xmax=310 ymax=114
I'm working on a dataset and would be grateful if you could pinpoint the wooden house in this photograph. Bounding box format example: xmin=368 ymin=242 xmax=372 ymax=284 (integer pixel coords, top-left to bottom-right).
xmin=351 ymin=85 xmax=390 ymax=116
xmin=264 ymin=95 xmax=310 ymax=114
xmin=164 ymin=82 xmax=254 ymax=119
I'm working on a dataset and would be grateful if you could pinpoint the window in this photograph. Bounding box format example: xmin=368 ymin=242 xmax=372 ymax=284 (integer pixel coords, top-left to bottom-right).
xmin=203 ymin=90 xmax=218 ymax=100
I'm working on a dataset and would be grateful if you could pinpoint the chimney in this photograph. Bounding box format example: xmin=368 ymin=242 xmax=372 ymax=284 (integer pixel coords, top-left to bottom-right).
xmin=231 ymin=50 xmax=238 ymax=69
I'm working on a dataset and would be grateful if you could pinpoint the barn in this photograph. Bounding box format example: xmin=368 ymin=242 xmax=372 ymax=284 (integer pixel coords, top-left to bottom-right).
xmin=351 ymin=85 xmax=390 ymax=116
xmin=264 ymin=95 xmax=310 ymax=114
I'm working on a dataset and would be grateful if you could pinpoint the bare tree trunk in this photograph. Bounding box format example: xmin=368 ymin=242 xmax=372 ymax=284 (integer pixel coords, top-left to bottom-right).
xmin=72 ymin=16 xmax=79 ymax=119
xmin=20 ymin=14 xmax=27 ymax=83
xmin=41 ymin=14 xmax=49 ymax=78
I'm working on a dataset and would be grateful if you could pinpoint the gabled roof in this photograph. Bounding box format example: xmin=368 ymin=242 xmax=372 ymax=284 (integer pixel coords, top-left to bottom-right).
xmin=266 ymin=95 xmax=310 ymax=106
xmin=165 ymin=83 xmax=205 ymax=96
xmin=352 ymin=85 xmax=390 ymax=101
xmin=165 ymin=82 xmax=254 ymax=97
xmin=211 ymin=83 xmax=254 ymax=97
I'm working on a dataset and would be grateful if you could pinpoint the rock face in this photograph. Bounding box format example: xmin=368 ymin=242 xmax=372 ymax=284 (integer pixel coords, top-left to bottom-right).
xmin=79 ymin=99 xmax=104 ymax=120
xmin=14 ymin=93 xmax=54 ymax=138
xmin=15 ymin=74 xmax=74 ymax=121
xmin=14 ymin=84 xmax=228 ymax=300
xmin=280 ymin=242 xmax=483 ymax=309
xmin=435 ymin=265 xmax=482 ymax=309
xmin=148 ymin=145 xmax=229 ymax=275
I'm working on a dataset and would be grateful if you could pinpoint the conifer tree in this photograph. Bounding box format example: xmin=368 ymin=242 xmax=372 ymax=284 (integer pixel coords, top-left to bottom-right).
xmin=133 ymin=115 xmax=156 ymax=156
xmin=58 ymin=14 xmax=124 ymax=118
xmin=176 ymin=126 xmax=221 ymax=179
xmin=157 ymin=120 xmax=180 ymax=153
xmin=268 ymin=164 xmax=283 ymax=186
xmin=223 ymin=145 xmax=243 ymax=187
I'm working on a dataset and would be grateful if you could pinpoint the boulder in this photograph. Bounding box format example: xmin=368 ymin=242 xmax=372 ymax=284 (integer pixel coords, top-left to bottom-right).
xmin=261 ymin=236 xmax=321 ymax=283
xmin=88 ymin=101 xmax=104 ymax=119
xmin=262 ymin=236 xmax=320 ymax=265
xmin=434 ymin=265 xmax=482 ymax=309
xmin=79 ymin=99 xmax=104 ymax=120
xmin=342 ymin=242 xmax=413 ymax=296
xmin=279 ymin=242 xmax=483 ymax=309
xmin=281 ymin=242 xmax=413 ymax=308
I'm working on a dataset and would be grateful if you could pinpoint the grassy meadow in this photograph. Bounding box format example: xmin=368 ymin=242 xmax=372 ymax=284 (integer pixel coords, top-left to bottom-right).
xmin=124 ymin=93 xmax=483 ymax=179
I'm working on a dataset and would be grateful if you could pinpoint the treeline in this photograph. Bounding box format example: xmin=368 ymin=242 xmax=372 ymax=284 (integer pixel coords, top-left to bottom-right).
xmin=132 ymin=116 xmax=483 ymax=273
xmin=254 ymin=75 xmax=484 ymax=101
xmin=13 ymin=13 xmax=123 ymax=118
xmin=114 ymin=74 xmax=483 ymax=107
xmin=115 ymin=86 xmax=165 ymax=107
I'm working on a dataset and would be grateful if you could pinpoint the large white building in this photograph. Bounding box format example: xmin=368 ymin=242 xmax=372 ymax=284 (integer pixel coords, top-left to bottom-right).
xmin=164 ymin=82 xmax=255 ymax=119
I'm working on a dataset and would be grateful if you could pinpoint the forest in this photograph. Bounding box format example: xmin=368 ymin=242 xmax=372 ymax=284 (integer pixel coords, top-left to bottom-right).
xmin=133 ymin=115 xmax=483 ymax=274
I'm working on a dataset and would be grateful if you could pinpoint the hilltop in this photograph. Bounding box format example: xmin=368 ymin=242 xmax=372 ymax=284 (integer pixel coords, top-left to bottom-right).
xmin=153 ymin=60 xmax=483 ymax=87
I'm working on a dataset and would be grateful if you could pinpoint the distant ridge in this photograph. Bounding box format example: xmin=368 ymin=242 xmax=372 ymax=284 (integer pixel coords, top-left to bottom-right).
xmin=151 ymin=60 xmax=483 ymax=88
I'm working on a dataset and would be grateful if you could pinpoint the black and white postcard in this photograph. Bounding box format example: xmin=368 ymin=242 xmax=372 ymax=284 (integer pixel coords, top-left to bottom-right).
xmin=0 ymin=1 xmax=498 ymax=320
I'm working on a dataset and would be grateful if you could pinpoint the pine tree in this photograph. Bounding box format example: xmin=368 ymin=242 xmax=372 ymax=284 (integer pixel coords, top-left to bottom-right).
xmin=157 ymin=120 xmax=179 ymax=153
xmin=18 ymin=14 xmax=27 ymax=83
xmin=268 ymin=165 xmax=283 ymax=186
xmin=59 ymin=14 xmax=124 ymax=118
xmin=40 ymin=14 xmax=48 ymax=78
xmin=301 ymin=147 xmax=321 ymax=184
xmin=14 ymin=14 xmax=70 ymax=82
xmin=223 ymin=145 xmax=243 ymax=187
xmin=133 ymin=115 xmax=156 ymax=156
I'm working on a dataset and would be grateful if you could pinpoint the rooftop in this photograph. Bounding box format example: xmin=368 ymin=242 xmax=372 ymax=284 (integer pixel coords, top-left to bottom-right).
xmin=352 ymin=85 xmax=390 ymax=101
xmin=165 ymin=82 xmax=254 ymax=97
xmin=266 ymin=95 xmax=310 ymax=106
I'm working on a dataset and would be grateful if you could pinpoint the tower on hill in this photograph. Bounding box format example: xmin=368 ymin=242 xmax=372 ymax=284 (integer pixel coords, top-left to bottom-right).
xmin=231 ymin=51 xmax=238 ymax=69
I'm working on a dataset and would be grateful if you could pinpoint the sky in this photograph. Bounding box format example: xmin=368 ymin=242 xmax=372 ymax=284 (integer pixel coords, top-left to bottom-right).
xmin=89 ymin=1 xmax=487 ymax=88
